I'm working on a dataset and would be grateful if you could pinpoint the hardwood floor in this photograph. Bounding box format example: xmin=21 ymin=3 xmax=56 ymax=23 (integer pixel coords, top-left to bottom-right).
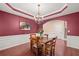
xmin=65 ymin=47 xmax=79 ymax=56
xmin=0 ymin=42 xmax=79 ymax=56
xmin=0 ymin=42 xmax=34 ymax=56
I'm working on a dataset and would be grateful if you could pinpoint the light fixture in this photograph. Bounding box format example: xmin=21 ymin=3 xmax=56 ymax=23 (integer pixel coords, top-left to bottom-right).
xmin=34 ymin=4 xmax=43 ymax=24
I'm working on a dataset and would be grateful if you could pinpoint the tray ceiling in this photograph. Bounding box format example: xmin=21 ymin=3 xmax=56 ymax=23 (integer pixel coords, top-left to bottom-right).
xmin=0 ymin=3 xmax=79 ymax=20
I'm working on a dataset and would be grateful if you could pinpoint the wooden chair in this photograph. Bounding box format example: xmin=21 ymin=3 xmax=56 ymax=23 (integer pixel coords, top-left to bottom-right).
xmin=30 ymin=33 xmax=36 ymax=50
xmin=30 ymin=34 xmax=43 ymax=55
xmin=44 ymin=37 xmax=57 ymax=56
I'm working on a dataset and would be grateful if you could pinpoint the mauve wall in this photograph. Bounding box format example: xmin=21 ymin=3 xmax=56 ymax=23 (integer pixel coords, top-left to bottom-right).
xmin=44 ymin=12 xmax=79 ymax=36
xmin=0 ymin=10 xmax=79 ymax=36
xmin=0 ymin=11 xmax=38 ymax=36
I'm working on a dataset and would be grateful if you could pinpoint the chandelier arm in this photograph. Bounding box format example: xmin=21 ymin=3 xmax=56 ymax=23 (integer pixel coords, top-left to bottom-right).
xmin=43 ymin=4 xmax=68 ymax=18
xmin=5 ymin=3 xmax=34 ymax=17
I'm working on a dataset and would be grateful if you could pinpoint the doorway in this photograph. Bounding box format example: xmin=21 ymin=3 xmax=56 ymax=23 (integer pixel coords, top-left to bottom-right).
xmin=43 ymin=20 xmax=67 ymax=40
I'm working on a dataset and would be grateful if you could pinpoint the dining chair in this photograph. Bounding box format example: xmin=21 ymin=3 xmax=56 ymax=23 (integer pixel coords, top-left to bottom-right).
xmin=44 ymin=37 xmax=57 ymax=56
xmin=30 ymin=34 xmax=43 ymax=55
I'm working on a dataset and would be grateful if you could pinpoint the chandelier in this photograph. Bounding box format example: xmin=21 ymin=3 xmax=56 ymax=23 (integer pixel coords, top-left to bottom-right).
xmin=34 ymin=4 xmax=43 ymax=24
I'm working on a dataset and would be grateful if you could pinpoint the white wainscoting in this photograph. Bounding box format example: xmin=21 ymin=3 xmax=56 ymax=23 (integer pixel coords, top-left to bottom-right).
xmin=67 ymin=35 xmax=79 ymax=49
xmin=0 ymin=34 xmax=79 ymax=50
xmin=0 ymin=34 xmax=30 ymax=50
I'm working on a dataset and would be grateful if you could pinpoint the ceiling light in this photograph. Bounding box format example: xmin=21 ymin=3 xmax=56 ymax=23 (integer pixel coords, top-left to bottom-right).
xmin=34 ymin=4 xmax=43 ymax=24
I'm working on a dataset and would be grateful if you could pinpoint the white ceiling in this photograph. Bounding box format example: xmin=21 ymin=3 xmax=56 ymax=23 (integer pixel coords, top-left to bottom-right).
xmin=0 ymin=3 xmax=79 ymax=20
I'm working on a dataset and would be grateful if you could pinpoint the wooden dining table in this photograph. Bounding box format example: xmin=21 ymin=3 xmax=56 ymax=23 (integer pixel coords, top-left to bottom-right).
xmin=30 ymin=34 xmax=67 ymax=56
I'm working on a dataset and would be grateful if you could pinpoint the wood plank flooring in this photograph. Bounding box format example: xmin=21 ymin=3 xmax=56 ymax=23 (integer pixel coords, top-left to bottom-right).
xmin=0 ymin=42 xmax=79 ymax=56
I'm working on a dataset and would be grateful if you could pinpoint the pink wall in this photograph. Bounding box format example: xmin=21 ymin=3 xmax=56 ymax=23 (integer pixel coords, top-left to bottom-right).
xmin=43 ymin=12 xmax=79 ymax=36
xmin=0 ymin=11 xmax=38 ymax=36
xmin=1 ymin=10 xmax=79 ymax=36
